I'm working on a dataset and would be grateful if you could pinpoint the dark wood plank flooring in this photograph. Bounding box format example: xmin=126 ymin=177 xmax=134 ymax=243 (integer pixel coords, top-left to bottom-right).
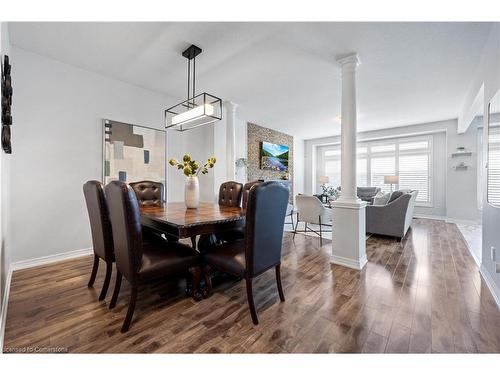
xmin=3 ymin=219 xmax=500 ymax=353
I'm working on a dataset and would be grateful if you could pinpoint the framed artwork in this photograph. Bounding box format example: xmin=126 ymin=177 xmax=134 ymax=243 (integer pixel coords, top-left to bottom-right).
xmin=102 ymin=119 xmax=166 ymax=187
xmin=260 ymin=141 xmax=289 ymax=172
xmin=2 ymin=55 xmax=12 ymax=154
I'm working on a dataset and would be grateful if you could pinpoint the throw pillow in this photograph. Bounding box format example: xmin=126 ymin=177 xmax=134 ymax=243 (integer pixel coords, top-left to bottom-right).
xmin=373 ymin=192 xmax=391 ymax=205
xmin=388 ymin=190 xmax=404 ymax=203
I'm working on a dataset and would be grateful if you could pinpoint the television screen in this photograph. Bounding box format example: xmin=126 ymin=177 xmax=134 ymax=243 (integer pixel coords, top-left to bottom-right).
xmin=261 ymin=141 xmax=289 ymax=172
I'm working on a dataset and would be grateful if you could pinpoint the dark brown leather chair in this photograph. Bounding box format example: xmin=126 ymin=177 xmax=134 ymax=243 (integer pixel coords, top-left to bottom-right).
xmin=105 ymin=181 xmax=199 ymax=333
xmin=129 ymin=180 xmax=164 ymax=207
xmin=83 ymin=181 xmax=115 ymax=301
xmin=218 ymin=181 xmax=243 ymax=207
xmin=129 ymin=180 xmax=167 ymax=242
xmin=204 ymin=181 xmax=289 ymax=325
xmin=242 ymin=181 xmax=262 ymax=210
xmin=198 ymin=181 xmax=243 ymax=250
xmin=214 ymin=180 xmax=262 ymax=244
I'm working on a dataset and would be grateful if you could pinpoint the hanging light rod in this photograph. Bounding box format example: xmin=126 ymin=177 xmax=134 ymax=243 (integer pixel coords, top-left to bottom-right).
xmin=165 ymin=44 xmax=222 ymax=132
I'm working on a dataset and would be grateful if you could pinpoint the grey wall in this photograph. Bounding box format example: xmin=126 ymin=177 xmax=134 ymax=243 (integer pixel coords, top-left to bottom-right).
xmin=7 ymin=46 xmax=215 ymax=266
xmin=460 ymin=24 xmax=500 ymax=300
xmin=303 ymin=118 xmax=480 ymax=221
xmin=446 ymin=122 xmax=481 ymax=221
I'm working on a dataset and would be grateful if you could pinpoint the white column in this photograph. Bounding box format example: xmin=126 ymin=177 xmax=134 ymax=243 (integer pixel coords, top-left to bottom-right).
xmin=225 ymin=101 xmax=238 ymax=181
xmin=330 ymin=53 xmax=367 ymax=270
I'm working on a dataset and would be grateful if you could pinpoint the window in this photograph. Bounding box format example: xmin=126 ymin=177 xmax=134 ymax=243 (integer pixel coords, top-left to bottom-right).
xmin=487 ymin=89 xmax=500 ymax=206
xmin=317 ymin=135 xmax=432 ymax=205
xmin=324 ymin=159 xmax=341 ymax=188
xmin=370 ymin=156 xmax=396 ymax=192
xmin=357 ymin=158 xmax=367 ymax=187
xmin=399 ymin=154 xmax=429 ymax=202
xmin=488 ymin=125 xmax=500 ymax=205
xmin=477 ymin=127 xmax=484 ymax=210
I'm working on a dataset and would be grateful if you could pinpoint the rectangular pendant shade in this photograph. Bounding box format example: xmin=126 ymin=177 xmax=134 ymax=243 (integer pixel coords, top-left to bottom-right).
xmin=165 ymin=92 xmax=222 ymax=132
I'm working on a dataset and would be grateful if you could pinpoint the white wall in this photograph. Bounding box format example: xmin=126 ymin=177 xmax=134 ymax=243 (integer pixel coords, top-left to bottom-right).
xmin=446 ymin=122 xmax=481 ymax=221
xmin=8 ymin=46 xmax=215 ymax=264
xmin=0 ymin=22 xmax=11 ymax=323
xmin=166 ymin=124 xmax=216 ymax=203
xmin=303 ymin=119 xmax=481 ymax=221
xmin=461 ymin=24 xmax=500 ymax=303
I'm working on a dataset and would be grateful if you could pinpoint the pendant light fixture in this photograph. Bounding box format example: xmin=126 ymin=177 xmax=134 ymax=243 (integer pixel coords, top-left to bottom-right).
xmin=165 ymin=44 xmax=222 ymax=131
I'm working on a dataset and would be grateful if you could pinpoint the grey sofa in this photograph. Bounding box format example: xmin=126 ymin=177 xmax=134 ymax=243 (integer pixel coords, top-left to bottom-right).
xmin=337 ymin=186 xmax=381 ymax=204
xmin=366 ymin=190 xmax=418 ymax=240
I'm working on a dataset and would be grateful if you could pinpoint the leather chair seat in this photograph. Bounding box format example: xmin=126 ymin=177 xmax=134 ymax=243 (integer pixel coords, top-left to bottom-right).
xmin=138 ymin=242 xmax=199 ymax=281
xmin=203 ymin=240 xmax=246 ymax=277
xmin=216 ymin=221 xmax=245 ymax=243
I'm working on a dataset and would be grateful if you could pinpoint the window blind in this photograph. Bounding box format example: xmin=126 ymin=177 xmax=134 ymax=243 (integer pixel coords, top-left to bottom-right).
xmin=399 ymin=154 xmax=429 ymax=202
xmin=488 ymin=126 xmax=500 ymax=205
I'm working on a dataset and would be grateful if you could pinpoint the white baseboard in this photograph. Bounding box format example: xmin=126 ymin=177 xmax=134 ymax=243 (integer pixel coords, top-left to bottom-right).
xmin=468 ymin=247 xmax=482 ymax=268
xmin=0 ymin=264 xmax=13 ymax=351
xmin=0 ymin=247 xmax=93 ymax=350
xmin=413 ymin=214 xmax=482 ymax=226
xmin=413 ymin=214 xmax=447 ymax=221
xmin=454 ymin=224 xmax=482 ymax=268
xmin=10 ymin=247 xmax=92 ymax=271
xmin=480 ymin=264 xmax=500 ymax=309
xmin=331 ymin=254 xmax=367 ymax=270
xmin=446 ymin=217 xmax=482 ymax=225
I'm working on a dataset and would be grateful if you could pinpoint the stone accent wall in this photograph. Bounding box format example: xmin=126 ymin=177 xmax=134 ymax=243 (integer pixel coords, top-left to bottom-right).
xmin=247 ymin=122 xmax=293 ymax=201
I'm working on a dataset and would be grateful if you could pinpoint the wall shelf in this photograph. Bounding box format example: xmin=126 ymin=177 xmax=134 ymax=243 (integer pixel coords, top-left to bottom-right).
xmin=451 ymin=151 xmax=472 ymax=158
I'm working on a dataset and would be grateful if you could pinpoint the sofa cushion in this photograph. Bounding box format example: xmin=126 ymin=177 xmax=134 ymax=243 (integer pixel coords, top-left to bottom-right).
xmin=373 ymin=192 xmax=391 ymax=205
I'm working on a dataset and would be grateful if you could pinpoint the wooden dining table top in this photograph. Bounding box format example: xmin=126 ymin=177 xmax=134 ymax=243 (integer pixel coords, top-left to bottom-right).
xmin=140 ymin=202 xmax=245 ymax=239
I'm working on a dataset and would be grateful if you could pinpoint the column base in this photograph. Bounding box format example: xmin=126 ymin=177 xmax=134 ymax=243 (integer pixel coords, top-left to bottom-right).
xmin=330 ymin=199 xmax=367 ymax=270
xmin=330 ymin=254 xmax=367 ymax=270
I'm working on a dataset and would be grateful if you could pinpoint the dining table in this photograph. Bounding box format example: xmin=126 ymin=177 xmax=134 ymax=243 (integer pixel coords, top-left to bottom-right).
xmin=140 ymin=202 xmax=245 ymax=300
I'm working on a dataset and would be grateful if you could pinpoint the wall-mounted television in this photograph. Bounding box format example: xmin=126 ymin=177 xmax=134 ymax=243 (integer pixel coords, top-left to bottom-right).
xmin=260 ymin=141 xmax=289 ymax=172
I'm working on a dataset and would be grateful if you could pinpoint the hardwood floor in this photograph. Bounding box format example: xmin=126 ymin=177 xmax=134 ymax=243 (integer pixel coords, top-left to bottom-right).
xmin=3 ymin=219 xmax=500 ymax=353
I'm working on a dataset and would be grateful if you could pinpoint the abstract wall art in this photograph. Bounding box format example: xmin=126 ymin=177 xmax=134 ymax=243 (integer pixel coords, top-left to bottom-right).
xmin=102 ymin=119 xmax=166 ymax=186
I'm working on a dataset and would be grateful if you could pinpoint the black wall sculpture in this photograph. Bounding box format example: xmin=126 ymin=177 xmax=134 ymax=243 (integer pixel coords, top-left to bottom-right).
xmin=1 ymin=55 xmax=12 ymax=154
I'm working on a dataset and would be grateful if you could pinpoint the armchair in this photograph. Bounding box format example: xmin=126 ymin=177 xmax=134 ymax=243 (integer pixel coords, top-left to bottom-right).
xmin=366 ymin=190 xmax=418 ymax=240
xmin=293 ymin=194 xmax=332 ymax=246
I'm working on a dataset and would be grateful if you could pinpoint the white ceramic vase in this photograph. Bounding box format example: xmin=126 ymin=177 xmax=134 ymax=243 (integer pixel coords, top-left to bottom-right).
xmin=185 ymin=176 xmax=200 ymax=209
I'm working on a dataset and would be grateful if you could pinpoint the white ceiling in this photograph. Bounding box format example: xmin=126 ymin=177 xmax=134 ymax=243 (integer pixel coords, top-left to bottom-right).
xmin=8 ymin=22 xmax=493 ymax=139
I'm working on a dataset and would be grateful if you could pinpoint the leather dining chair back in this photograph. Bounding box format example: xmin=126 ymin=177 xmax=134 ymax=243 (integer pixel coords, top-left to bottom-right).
xmin=198 ymin=180 xmax=243 ymax=249
xmin=129 ymin=180 xmax=164 ymax=208
xmin=218 ymin=181 xmax=243 ymax=207
xmin=105 ymin=180 xmax=200 ymax=333
xmin=83 ymin=180 xmax=115 ymax=300
xmin=105 ymin=181 xmax=143 ymax=285
xmin=242 ymin=180 xmax=262 ymax=209
xmin=245 ymin=181 xmax=289 ymax=277
xmin=203 ymin=181 xmax=289 ymax=325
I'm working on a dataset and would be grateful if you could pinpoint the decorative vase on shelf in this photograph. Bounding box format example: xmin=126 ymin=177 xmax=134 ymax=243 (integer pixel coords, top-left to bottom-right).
xmin=184 ymin=176 xmax=200 ymax=209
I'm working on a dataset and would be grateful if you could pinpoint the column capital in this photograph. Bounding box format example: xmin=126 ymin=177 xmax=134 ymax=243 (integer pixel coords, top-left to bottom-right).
xmin=336 ymin=53 xmax=361 ymax=68
xmin=224 ymin=101 xmax=239 ymax=113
